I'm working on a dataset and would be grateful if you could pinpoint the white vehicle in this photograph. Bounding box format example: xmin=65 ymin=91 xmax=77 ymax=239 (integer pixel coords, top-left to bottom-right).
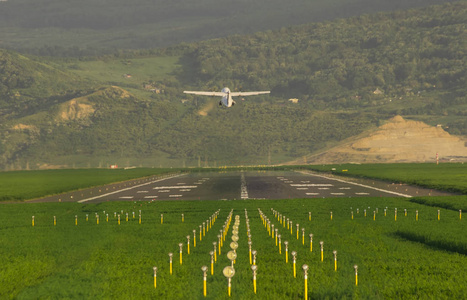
xmin=183 ymin=87 xmax=270 ymax=107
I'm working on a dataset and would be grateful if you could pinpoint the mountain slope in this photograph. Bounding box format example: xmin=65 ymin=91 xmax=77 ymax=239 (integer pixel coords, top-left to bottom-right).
xmin=290 ymin=116 xmax=467 ymax=164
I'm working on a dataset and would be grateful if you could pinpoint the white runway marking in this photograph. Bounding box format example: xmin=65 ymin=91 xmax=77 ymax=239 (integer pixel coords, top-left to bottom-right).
xmin=77 ymin=173 xmax=186 ymax=203
xmin=169 ymin=195 xmax=182 ymax=198
xmin=318 ymin=187 xmax=330 ymax=190
xmin=158 ymin=190 xmax=170 ymax=193
xmin=153 ymin=186 xmax=197 ymax=189
xmin=297 ymin=171 xmax=412 ymax=198
xmin=241 ymin=172 xmax=249 ymax=199
xmin=291 ymin=184 xmax=333 ymax=187
xmin=339 ymin=187 xmax=351 ymax=190
xmin=355 ymin=192 xmax=370 ymax=195
xmin=296 ymin=188 xmax=309 ymax=190
xmin=306 ymin=193 xmax=320 ymax=195
xmin=144 ymin=196 xmax=158 ymax=198
xmin=137 ymin=191 xmax=149 ymax=193
xmin=331 ymin=193 xmax=345 ymax=196
xmin=180 ymin=189 xmax=191 ymax=192
xmin=119 ymin=196 xmax=134 ymax=199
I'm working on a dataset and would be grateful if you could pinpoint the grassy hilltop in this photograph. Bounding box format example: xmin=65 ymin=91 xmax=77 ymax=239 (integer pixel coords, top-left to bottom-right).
xmin=0 ymin=2 xmax=466 ymax=169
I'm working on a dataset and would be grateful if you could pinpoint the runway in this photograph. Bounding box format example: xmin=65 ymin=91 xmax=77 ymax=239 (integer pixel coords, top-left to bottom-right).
xmin=29 ymin=170 xmax=450 ymax=204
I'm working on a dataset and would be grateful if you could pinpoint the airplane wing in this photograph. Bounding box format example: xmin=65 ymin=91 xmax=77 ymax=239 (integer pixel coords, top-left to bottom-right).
xmin=230 ymin=91 xmax=270 ymax=96
xmin=183 ymin=91 xmax=226 ymax=96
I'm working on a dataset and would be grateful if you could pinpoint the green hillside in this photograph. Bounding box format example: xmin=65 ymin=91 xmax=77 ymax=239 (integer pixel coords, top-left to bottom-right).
xmin=0 ymin=2 xmax=466 ymax=170
xmin=0 ymin=0 xmax=455 ymax=54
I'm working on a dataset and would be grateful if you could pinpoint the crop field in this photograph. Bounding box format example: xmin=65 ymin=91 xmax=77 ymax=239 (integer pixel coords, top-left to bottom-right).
xmin=2 ymin=195 xmax=467 ymax=299
xmin=308 ymin=163 xmax=467 ymax=194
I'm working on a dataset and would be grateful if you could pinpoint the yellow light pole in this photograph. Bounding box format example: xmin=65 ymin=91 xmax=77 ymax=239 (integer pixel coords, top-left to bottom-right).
xmin=320 ymin=241 xmax=324 ymax=262
xmin=404 ymin=209 xmax=407 ymax=217
xmin=32 ymin=216 xmax=35 ymax=227
xmin=373 ymin=211 xmax=375 ymax=221
xmin=438 ymin=209 xmax=440 ymax=221
xmin=296 ymin=224 xmax=300 ymax=240
xmin=213 ymin=242 xmax=217 ymax=262
xmin=291 ymin=251 xmax=297 ymax=278
xmin=351 ymin=211 xmax=354 ymax=220
xmin=275 ymin=229 xmax=278 ymax=246
xmin=168 ymin=253 xmax=173 ymax=275
xmin=252 ymin=250 xmax=257 ymax=266
xmin=161 ymin=214 xmax=163 ymax=224
xmin=460 ymin=209 xmax=462 ymax=220
xmin=153 ymin=266 xmax=157 ymax=288
xmin=118 ymin=214 xmax=121 ymax=225
xmin=199 ymin=225 xmax=202 ymax=241
xmin=290 ymin=221 xmax=293 ymax=235
xmin=278 ymin=235 xmax=282 ymax=254
xmin=384 ymin=208 xmax=387 ymax=217
xmin=210 ymin=251 xmax=214 ymax=275
xmin=287 ymin=218 xmax=290 ymax=230
xmin=86 ymin=214 xmax=89 ymax=222
xmin=303 ymin=265 xmax=309 ymax=300
xmin=248 ymin=241 xmax=252 ymax=264
xmin=309 ymin=234 xmax=313 ymax=252
xmin=333 ymin=250 xmax=337 ymax=271
xmin=330 ymin=211 xmax=333 ymax=221
xmin=132 ymin=211 xmax=135 ymax=219
xmin=182 ymin=213 xmax=184 ymax=223
xmin=364 ymin=209 xmax=366 ymax=217
xmin=179 ymin=243 xmax=183 ymax=265
xmin=223 ymin=266 xmax=235 ymax=297
xmin=283 ymin=216 xmax=286 ymax=227
xmin=309 ymin=212 xmax=311 ymax=221
xmin=357 ymin=208 xmax=359 ymax=214
xmin=416 ymin=210 xmax=419 ymax=221
xmin=54 ymin=216 xmax=56 ymax=226
xmin=126 ymin=213 xmax=128 ymax=222
xmin=203 ymin=222 xmax=206 ymax=236
xmin=395 ymin=208 xmax=397 ymax=221
xmin=75 ymin=215 xmax=78 ymax=226
xmin=193 ymin=230 xmax=197 ymax=248
xmin=284 ymin=241 xmax=289 ymax=263
xmin=218 ymin=235 xmax=222 ymax=255
xmin=251 ymin=264 xmax=258 ymax=294
xmin=354 ymin=265 xmax=358 ymax=286
xmin=302 ymin=228 xmax=305 ymax=245
xmin=201 ymin=266 xmax=208 ymax=297
xmin=271 ymin=224 xmax=275 ymax=239
xmin=97 ymin=215 xmax=99 ymax=225
xmin=107 ymin=214 xmax=110 ymax=223
xmin=187 ymin=236 xmax=191 ymax=255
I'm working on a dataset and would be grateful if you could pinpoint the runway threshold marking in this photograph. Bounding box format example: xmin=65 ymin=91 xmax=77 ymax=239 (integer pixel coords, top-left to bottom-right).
xmin=297 ymin=171 xmax=412 ymax=198
xmin=77 ymin=173 xmax=186 ymax=203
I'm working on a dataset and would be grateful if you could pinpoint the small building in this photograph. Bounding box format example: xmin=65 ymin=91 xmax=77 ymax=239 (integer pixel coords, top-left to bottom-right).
xmin=373 ymin=88 xmax=384 ymax=95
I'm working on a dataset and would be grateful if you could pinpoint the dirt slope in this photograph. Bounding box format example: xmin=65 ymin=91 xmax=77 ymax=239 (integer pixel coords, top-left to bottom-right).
xmin=288 ymin=116 xmax=467 ymax=164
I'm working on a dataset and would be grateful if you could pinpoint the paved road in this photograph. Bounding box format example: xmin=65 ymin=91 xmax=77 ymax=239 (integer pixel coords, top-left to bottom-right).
xmin=29 ymin=171 xmax=452 ymax=203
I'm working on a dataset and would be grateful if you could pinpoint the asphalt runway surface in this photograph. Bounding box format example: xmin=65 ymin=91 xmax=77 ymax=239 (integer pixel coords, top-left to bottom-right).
xmin=30 ymin=171 xmax=453 ymax=203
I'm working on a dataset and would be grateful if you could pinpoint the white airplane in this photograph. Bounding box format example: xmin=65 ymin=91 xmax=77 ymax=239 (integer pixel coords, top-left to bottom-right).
xmin=183 ymin=87 xmax=270 ymax=107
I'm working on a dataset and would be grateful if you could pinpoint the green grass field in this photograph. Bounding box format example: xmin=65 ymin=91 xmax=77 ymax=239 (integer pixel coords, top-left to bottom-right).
xmin=1 ymin=164 xmax=467 ymax=298
xmin=2 ymin=196 xmax=467 ymax=299
xmin=0 ymin=168 xmax=175 ymax=202
xmin=308 ymin=163 xmax=467 ymax=194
